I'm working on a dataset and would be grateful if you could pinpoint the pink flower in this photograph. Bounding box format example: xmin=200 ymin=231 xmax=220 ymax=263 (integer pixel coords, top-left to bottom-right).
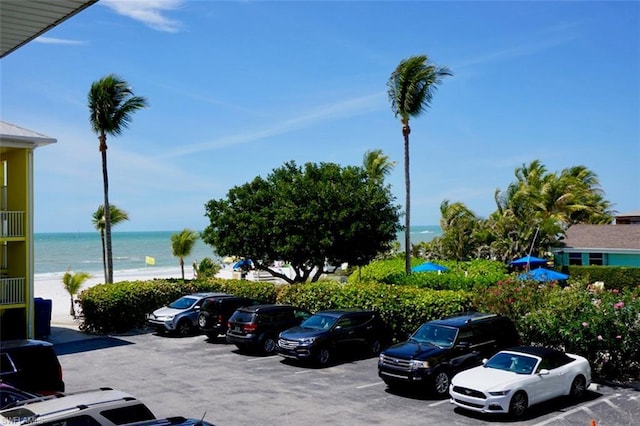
xmin=614 ymin=301 xmax=625 ymax=309
xmin=582 ymin=322 xmax=588 ymax=327
xmin=616 ymin=335 xmax=622 ymax=339
xmin=597 ymin=335 xmax=603 ymax=341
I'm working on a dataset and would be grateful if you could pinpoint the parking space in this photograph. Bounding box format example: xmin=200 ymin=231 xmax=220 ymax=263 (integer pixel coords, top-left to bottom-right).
xmin=56 ymin=332 xmax=639 ymax=426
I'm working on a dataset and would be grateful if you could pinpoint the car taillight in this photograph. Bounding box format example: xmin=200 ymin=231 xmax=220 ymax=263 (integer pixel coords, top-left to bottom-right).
xmin=243 ymin=323 xmax=257 ymax=332
xmin=217 ymin=314 xmax=223 ymax=324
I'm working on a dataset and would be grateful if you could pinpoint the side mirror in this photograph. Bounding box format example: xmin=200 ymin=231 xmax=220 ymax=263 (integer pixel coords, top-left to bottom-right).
xmin=538 ymin=369 xmax=550 ymax=375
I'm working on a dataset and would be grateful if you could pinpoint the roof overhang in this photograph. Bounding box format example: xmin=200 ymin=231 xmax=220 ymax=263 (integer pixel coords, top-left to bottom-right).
xmin=0 ymin=121 xmax=57 ymax=153
xmin=1 ymin=0 xmax=98 ymax=59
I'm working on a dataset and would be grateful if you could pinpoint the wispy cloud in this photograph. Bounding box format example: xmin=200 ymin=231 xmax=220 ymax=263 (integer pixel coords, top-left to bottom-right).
xmin=35 ymin=37 xmax=86 ymax=45
xmin=156 ymin=91 xmax=385 ymax=158
xmin=101 ymin=0 xmax=184 ymax=33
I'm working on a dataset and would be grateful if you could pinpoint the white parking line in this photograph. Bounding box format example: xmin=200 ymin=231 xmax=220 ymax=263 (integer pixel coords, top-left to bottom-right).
xmin=428 ymin=400 xmax=450 ymax=407
xmin=356 ymin=382 xmax=384 ymax=389
xmin=531 ymin=394 xmax=622 ymax=426
xmin=246 ymin=355 xmax=278 ymax=362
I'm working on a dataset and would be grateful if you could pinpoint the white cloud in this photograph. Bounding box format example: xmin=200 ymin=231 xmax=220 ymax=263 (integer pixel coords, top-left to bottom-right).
xmin=101 ymin=0 xmax=184 ymax=33
xmin=35 ymin=37 xmax=86 ymax=45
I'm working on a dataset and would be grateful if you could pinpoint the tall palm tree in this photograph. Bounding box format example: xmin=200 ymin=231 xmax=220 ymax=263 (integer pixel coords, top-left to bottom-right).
xmin=61 ymin=269 xmax=91 ymax=318
xmin=387 ymin=55 xmax=452 ymax=274
xmin=171 ymin=229 xmax=199 ymax=280
xmin=92 ymin=204 xmax=129 ymax=283
xmin=363 ymin=149 xmax=396 ymax=184
xmin=88 ymin=74 xmax=148 ymax=283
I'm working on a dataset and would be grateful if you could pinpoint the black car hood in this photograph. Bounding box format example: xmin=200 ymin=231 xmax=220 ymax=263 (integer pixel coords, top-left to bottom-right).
xmin=383 ymin=340 xmax=445 ymax=360
xmin=280 ymin=326 xmax=327 ymax=340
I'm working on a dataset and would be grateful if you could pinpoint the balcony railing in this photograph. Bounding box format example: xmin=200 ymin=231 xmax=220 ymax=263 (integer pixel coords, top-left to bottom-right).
xmin=0 ymin=277 xmax=25 ymax=305
xmin=0 ymin=211 xmax=24 ymax=237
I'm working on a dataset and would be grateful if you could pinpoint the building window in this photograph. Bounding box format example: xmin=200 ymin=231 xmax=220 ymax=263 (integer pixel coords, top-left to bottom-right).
xmin=569 ymin=253 xmax=582 ymax=265
xmin=589 ymin=253 xmax=603 ymax=266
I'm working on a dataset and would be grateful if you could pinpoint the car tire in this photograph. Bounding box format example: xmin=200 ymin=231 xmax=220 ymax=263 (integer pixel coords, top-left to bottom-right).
xmin=369 ymin=339 xmax=381 ymax=356
xmin=570 ymin=375 xmax=587 ymax=400
xmin=317 ymin=348 xmax=331 ymax=366
xmin=508 ymin=391 xmax=528 ymax=418
xmin=177 ymin=320 xmax=193 ymax=336
xmin=262 ymin=337 xmax=277 ymax=355
xmin=432 ymin=369 xmax=450 ymax=398
xmin=198 ymin=313 xmax=209 ymax=328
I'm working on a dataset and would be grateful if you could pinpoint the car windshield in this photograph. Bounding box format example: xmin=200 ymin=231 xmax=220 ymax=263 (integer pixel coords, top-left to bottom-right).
xmin=411 ymin=324 xmax=457 ymax=348
xmin=168 ymin=296 xmax=198 ymax=310
xmin=300 ymin=314 xmax=337 ymax=330
xmin=485 ymin=352 xmax=538 ymax=375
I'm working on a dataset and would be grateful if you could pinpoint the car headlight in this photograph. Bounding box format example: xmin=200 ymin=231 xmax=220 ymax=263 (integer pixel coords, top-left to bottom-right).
xmin=410 ymin=360 xmax=430 ymax=370
xmin=300 ymin=337 xmax=316 ymax=345
xmin=488 ymin=390 xmax=511 ymax=396
xmin=157 ymin=315 xmax=174 ymax=320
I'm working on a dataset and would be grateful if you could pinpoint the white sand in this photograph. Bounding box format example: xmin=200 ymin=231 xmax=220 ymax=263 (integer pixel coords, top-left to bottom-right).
xmin=34 ymin=267 xmax=186 ymax=326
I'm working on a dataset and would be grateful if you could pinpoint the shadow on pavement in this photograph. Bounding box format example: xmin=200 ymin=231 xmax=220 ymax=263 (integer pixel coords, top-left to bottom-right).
xmin=54 ymin=336 xmax=134 ymax=355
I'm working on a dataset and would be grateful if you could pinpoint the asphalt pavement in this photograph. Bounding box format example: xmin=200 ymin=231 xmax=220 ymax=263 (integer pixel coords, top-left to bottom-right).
xmin=48 ymin=325 xmax=640 ymax=426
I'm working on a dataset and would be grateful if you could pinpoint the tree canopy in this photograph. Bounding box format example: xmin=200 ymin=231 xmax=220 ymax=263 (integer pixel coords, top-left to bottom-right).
xmin=202 ymin=161 xmax=401 ymax=283
xmin=428 ymin=160 xmax=615 ymax=262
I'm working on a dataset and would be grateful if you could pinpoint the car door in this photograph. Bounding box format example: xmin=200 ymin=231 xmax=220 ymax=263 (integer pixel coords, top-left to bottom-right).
xmin=450 ymin=327 xmax=482 ymax=371
xmin=332 ymin=315 xmax=356 ymax=351
xmin=534 ymin=354 xmax=572 ymax=402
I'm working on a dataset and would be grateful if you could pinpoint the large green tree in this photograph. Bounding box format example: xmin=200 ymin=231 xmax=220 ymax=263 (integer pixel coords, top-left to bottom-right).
xmin=387 ymin=55 xmax=452 ymax=274
xmin=92 ymin=204 xmax=129 ymax=283
xmin=202 ymin=161 xmax=401 ymax=283
xmin=171 ymin=229 xmax=200 ymax=280
xmin=88 ymin=74 xmax=148 ymax=283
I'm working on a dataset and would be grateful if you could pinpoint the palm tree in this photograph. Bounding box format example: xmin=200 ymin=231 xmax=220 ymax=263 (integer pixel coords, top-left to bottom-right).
xmin=88 ymin=74 xmax=148 ymax=283
xmin=363 ymin=149 xmax=396 ymax=184
xmin=61 ymin=269 xmax=91 ymax=318
xmin=92 ymin=204 xmax=129 ymax=283
xmin=387 ymin=55 xmax=452 ymax=274
xmin=171 ymin=229 xmax=199 ymax=280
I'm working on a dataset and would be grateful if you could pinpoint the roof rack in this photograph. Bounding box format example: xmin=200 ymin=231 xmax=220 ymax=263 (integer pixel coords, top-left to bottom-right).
xmin=464 ymin=313 xmax=499 ymax=323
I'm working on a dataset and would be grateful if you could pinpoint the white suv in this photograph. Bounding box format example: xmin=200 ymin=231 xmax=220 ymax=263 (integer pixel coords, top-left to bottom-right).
xmin=0 ymin=388 xmax=156 ymax=425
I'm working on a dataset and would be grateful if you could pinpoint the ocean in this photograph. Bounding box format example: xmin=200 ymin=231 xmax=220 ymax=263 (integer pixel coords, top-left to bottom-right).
xmin=34 ymin=225 xmax=442 ymax=276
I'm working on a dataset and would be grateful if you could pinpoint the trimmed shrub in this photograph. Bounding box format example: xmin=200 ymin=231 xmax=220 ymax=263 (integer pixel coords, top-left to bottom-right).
xmin=79 ymin=278 xmax=276 ymax=334
xmin=568 ymin=266 xmax=640 ymax=292
xmin=277 ymin=280 xmax=473 ymax=341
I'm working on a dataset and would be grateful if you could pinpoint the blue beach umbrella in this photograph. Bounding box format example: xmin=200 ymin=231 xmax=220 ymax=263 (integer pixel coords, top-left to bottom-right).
xmin=509 ymin=255 xmax=548 ymax=267
xmin=518 ymin=267 xmax=568 ymax=282
xmin=233 ymin=259 xmax=252 ymax=270
xmin=412 ymin=262 xmax=448 ymax=273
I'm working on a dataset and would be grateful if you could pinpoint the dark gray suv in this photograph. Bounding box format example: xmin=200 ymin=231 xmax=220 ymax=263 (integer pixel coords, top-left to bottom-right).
xmin=378 ymin=312 xmax=520 ymax=397
xmin=226 ymin=304 xmax=311 ymax=355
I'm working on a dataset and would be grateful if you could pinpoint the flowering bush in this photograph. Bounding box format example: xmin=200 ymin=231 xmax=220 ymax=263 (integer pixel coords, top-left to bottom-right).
xmin=474 ymin=279 xmax=640 ymax=382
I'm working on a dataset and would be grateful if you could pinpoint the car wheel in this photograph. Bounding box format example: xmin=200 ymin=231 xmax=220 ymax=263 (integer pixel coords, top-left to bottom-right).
xmin=177 ymin=320 xmax=193 ymax=336
xmin=369 ymin=339 xmax=381 ymax=356
xmin=433 ymin=370 xmax=450 ymax=397
xmin=262 ymin=337 xmax=277 ymax=355
xmin=317 ymin=348 xmax=331 ymax=366
xmin=570 ymin=375 xmax=587 ymax=400
xmin=508 ymin=391 xmax=528 ymax=418
xmin=197 ymin=313 xmax=208 ymax=328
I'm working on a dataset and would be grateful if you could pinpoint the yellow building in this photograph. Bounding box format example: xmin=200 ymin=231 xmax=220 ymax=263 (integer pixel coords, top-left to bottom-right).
xmin=0 ymin=121 xmax=56 ymax=339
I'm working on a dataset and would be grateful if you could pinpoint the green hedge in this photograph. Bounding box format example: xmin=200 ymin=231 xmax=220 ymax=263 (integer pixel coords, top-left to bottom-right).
xmin=79 ymin=278 xmax=276 ymax=334
xmin=276 ymin=280 xmax=473 ymax=340
xmin=348 ymin=258 xmax=509 ymax=291
xmin=567 ymin=266 xmax=640 ymax=292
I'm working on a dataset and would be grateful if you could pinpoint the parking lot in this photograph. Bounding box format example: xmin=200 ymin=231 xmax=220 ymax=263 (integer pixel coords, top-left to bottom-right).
xmin=54 ymin=328 xmax=640 ymax=426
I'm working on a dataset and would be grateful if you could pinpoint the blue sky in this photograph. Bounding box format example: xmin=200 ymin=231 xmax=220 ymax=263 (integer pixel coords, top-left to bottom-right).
xmin=2 ymin=0 xmax=638 ymax=233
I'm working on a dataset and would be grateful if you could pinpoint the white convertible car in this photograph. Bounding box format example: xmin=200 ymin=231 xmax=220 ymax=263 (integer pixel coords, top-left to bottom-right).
xmin=450 ymin=346 xmax=591 ymax=417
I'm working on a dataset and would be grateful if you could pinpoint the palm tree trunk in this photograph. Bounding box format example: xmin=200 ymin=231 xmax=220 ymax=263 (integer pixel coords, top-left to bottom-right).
xmin=100 ymin=229 xmax=107 ymax=283
xmin=99 ymin=133 xmax=114 ymax=284
xmin=403 ymin=119 xmax=411 ymax=275
xmin=70 ymin=296 xmax=76 ymax=317
xmin=180 ymin=258 xmax=185 ymax=280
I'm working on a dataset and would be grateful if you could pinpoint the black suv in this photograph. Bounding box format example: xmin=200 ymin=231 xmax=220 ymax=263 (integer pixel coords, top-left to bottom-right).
xmin=378 ymin=312 xmax=520 ymax=397
xmin=226 ymin=304 xmax=311 ymax=355
xmin=0 ymin=339 xmax=64 ymax=394
xmin=276 ymin=309 xmax=389 ymax=366
xmin=198 ymin=296 xmax=260 ymax=339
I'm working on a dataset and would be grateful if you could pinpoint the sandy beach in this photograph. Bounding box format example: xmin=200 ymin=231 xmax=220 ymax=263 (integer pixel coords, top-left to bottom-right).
xmin=35 ymin=267 xmax=187 ymax=327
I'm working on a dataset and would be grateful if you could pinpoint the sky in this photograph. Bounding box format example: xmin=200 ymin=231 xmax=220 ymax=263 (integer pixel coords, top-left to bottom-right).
xmin=1 ymin=0 xmax=638 ymax=233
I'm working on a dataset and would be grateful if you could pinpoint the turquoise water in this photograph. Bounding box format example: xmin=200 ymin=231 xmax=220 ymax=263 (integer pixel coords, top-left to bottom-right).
xmin=34 ymin=226 xmax=441 ymax=275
